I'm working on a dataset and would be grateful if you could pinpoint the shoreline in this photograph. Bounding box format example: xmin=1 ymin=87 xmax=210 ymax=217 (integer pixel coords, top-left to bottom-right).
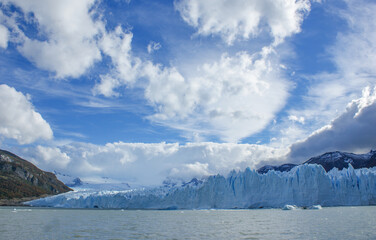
xmin=0 ymin=194 xmax=51 ymax=206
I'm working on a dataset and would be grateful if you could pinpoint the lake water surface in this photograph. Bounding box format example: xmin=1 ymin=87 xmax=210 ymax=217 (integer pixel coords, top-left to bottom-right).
xmin=1 ymin=206 xmax=375 ymax=239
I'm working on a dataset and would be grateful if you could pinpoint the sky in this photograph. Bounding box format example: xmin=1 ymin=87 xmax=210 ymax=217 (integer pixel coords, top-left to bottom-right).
xmin=0 ymin=0 xmax=375 ymax=186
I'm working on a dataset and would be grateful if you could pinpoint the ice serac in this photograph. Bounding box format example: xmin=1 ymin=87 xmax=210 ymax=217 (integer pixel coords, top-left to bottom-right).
xmin=27 ymin=164 xmax=376 ymax=209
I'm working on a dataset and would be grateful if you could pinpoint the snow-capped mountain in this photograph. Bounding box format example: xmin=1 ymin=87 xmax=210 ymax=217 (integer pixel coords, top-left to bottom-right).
xmin=53 ymin=171 xmax=131 ymax=191
xmin=304 ymin=150 xmax=376 ymax=171
xmin=257 ymin=163 xmax=298 ymax=174
xmin=257 ymin=150 xmax=376 ymax=174
xmin=54 ymin=171 xmax=83 ymax=188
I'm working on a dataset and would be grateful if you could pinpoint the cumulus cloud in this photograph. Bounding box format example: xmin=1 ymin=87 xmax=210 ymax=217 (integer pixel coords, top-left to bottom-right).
xmin=20 ymin=142 xmax=287 ymax=186
xmin=93 ymin=31 xmax=290 ymax=142
xmin=169 ymin=162 xmax=211 ymax=180
xmin=144 ymin=48 xmax=289 ymax=142
xmin=34 ymin=145 xmax=71 ymax=169
xmin=0 ymin=84 xmax=53 ymax=144
xmin=2 ymin=0 xmax=102 ymax=78
xmin=174 ymin=0 xmax=311 ymax=45
xmin=92 ymin=75 xmax=121 ymax=98
xmin=90 ymin=0 xmax=308 ymax=142
xmin=0 ymin=24 xmax=9 ymax=48
xmin=93 ymin=26 xmax=141 ymax=97
xmin=289 ymin=86 xmax=376 ymax=162
xmin=2 ymin=0 xmax=294 ymax=142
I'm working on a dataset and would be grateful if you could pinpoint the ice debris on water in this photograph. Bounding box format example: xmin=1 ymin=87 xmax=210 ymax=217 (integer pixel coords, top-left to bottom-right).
xmin=309 ymin=205 xmax=322 ymax=210
xmin=282 ymin=204 xmax=322 ymax=210
xmin=282 ymin=205 xmax=298 ymax=210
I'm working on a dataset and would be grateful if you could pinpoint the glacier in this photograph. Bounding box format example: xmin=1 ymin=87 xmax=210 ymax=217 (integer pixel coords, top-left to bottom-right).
xmin=26 ymin=164 xmax=376 ymax=209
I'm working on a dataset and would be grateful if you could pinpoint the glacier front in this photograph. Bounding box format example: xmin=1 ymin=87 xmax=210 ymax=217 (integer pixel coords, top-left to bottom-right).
xmin=27 ymin=164 xmax=376 ymax=209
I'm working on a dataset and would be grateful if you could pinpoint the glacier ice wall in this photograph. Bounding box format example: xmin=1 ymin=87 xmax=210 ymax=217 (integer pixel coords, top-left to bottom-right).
xmin=27 ymin=164 xmax=376 ymax=209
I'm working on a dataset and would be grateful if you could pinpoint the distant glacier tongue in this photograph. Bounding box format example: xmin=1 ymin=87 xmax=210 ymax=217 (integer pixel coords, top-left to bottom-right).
xmin=27 ymin=164 xmax=376 ymax=209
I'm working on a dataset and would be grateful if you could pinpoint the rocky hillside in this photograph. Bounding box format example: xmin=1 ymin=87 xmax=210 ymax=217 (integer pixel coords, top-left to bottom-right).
xmin=0 ymin=149 xmax=71 ymax=205
xmin=304 ymin=150 xmax=376 ymax=171
xmin=258 ymin=150 xmax=376 ymax=174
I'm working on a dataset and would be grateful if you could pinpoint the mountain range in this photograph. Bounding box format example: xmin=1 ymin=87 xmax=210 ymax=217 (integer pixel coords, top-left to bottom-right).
xmin=257 ymin=150 xmax=376 ymax=174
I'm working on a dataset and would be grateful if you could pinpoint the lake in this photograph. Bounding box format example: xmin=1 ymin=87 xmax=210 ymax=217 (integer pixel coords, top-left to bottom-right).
xmin=1 ymin=206 xmax=375 ymax=239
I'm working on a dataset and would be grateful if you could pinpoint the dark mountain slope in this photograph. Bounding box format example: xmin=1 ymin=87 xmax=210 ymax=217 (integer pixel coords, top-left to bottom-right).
xmin=304 ymin=150 xmax=376 ymax=171
xmin=258 ymin=150 xmax=376 ymax=174
xmin=0 ymin=149 xmax=71 ymax=204
xmin=257 ymin=163 xmax=298 ymax=174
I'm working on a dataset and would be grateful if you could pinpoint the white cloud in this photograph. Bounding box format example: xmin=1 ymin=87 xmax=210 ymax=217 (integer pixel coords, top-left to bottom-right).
xmin=93 ymin=75 xmax=121 ymax=98
xmin=307 ymin=0 xmax=376 ymax=119
xmin=93 ymin=31 xmax=290 ymax=142
xmin=288 ymin=115 xmax=305 ymax=124
xmin=34 ymin=145 xmax=71 ymax=169
xmin=1 ymin=0 xmax=294 ymax=142
xmin=93 ymin=26 xmax=141 ymax=97
xmin=144 ymin=48 xmax=289 ymax=142
xmin=0 ymin=24 xmax=9 ymax=48
xmin=142 ymin=62 xmax=192 ymax=120
xmin=0 ymin=0 xmax=325 ymax=144
xmin=289 ymin=86 xmax=376 ymax=162
xmin=20 ymin=141 xmax=287 ymax=186
xmin=2 ymin=0 xmax=102 ymax=78
xmin=99 ymin=26 xmax=140 ymax=84
xmin=274 ymin=0 xmax=376 ymax=146
xmin=320 ymin=0 xmax=376 ymax=109
xmin=1 ymin=1 xmax=144 ymax=82
xmin=169 ymin=162 xmax=211 ymax=181
xmin=147 ymin=41 xmax=161 ymax=54
xmin=330 ymin=0 xmax=376 ymax=79
xmin=174 ymin=0 xmax=311 ymax=45
xmin=0 ymin=84 xmax=53 ymax=144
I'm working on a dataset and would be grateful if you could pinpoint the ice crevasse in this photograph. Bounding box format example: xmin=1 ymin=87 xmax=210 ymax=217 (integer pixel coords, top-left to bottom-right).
xmin=27 ymin=164 xmax=376 ymax=209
